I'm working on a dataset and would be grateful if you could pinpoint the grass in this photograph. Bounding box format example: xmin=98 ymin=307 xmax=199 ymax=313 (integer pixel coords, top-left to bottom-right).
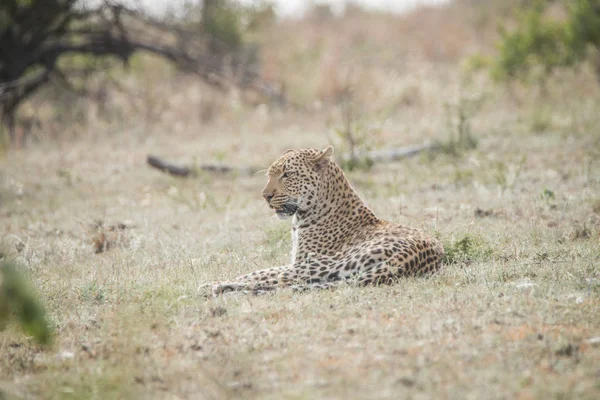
xmin=1 ymin=104 xmax=598 ymax=398
xmin=1 ymin=3 xmax=600 ymax=399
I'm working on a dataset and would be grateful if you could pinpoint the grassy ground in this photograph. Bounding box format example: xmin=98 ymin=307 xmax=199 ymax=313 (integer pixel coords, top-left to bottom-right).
xmin=1 ymin=93 xmax=599 ymax=398
xmin=2 ymin=3 xmax=600 ymax=400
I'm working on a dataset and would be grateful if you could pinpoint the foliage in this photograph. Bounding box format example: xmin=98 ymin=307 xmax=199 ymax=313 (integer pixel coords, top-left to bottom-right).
xmin=177 ymin=0 xmax=274 ymax=48
xmin=491 ymin=0 xmax=600 ymax=82
xmin=203 ymin=0 xmax=245 ymax=50
xmin=540 ymin=188 xmax=556 ymax=201
xmin=443 ymin=234 xmax=492 ymax=265
xmin=175 ymin=0 xmax=276 ymax=85
xmin=176 ymin=0 xmax=243 ymax=50
xmin=0 ymin=261 xmax=53 ymax=345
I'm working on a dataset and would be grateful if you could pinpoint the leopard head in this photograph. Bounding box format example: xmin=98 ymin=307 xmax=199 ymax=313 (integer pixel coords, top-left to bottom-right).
xmin=262 ymin=146 xmax=334 ymax=219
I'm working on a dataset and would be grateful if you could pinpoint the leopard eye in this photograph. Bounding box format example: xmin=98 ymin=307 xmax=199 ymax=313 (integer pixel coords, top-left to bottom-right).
xmin=282 ymin=171 xmax=295 ymax=179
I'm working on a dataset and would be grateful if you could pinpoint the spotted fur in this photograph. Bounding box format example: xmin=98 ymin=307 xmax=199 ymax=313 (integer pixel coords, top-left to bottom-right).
xmin=211 ymin=146 xmax=444 ymax=295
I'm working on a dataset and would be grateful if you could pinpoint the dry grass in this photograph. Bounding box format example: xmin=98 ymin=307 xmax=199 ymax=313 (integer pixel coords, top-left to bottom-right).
xmin=2 ymin=2 xmax=600 ymax=399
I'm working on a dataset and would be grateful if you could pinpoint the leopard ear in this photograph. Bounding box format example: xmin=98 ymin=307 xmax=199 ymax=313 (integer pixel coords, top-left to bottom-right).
xmin=312 ymin=146 xmax=334 ymax=170
xmin=282 ymin=149 xmax=295 ymax=155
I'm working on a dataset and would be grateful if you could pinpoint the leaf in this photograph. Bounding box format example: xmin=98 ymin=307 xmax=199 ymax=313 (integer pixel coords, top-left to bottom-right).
xmin=0 ymin=262 xmax=53 ymax=345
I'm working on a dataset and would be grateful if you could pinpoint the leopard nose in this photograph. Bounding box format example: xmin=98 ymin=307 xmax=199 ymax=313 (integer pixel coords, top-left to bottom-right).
xmin=263 ymin=193 xmax=274 ymax=203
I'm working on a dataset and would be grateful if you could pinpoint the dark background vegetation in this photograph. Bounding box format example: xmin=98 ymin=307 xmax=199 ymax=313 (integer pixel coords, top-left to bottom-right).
xmin=2 ymin=1 xmax=599 ymax=146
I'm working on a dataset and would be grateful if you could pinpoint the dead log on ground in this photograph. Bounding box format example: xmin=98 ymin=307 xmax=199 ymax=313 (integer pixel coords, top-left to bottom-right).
xmin=147 ymin=155 xmax=258 ymax=177
xmin=147 ymin=143 xmax=436 ymax=178
xmin=342 ymin=143 xmax=436 ymax=164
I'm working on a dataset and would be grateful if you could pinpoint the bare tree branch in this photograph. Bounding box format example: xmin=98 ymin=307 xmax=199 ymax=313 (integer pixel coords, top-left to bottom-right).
xmin=0 ymin=0 xmax=287 ymax=138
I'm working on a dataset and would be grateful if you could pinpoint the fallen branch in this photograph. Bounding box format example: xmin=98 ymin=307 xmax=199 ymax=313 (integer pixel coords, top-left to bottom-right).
xmin=342 ymin=143 xmax=436 ymax=163
xmin=147 ymin=155 xmax=258 ymax=177
xmin=147 ymin=143 xmax=436 ymax=178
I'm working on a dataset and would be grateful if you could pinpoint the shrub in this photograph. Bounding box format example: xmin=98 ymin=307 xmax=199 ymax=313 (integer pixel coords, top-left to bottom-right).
xmin=491 ymin=0 xmax=600 ymax=82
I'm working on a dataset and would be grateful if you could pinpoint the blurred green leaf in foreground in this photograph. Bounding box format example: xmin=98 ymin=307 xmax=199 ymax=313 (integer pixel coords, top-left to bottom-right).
xmin=0 ymin=261 xmax=53 ymax=345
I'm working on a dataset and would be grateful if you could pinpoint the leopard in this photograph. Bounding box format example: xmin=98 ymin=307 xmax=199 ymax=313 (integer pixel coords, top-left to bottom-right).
xmin=210 ymin=146 xmax=444 ymax=295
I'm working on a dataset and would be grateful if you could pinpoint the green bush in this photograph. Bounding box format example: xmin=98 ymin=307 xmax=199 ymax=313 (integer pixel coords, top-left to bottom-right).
xmin=491 ymin=0 xmax=600 ymax=82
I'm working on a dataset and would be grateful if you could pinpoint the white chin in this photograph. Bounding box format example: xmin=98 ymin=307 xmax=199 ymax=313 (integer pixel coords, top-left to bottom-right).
xmin=276 ymin=212 xmax=293 ymax=220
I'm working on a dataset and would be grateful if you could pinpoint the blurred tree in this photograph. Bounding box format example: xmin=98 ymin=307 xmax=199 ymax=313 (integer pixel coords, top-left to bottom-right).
xmin=182 ymin=0 xmax=275 ymax=88
xmin=0 ymin=261 xmax=53 ymax=345
xmin=492 ymin=0 xmax=600 ymax=82
xmin=0 ymin=0 xmax=281 ymax=141
xmin=202 ymin=0 xmax=243 ymax=52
